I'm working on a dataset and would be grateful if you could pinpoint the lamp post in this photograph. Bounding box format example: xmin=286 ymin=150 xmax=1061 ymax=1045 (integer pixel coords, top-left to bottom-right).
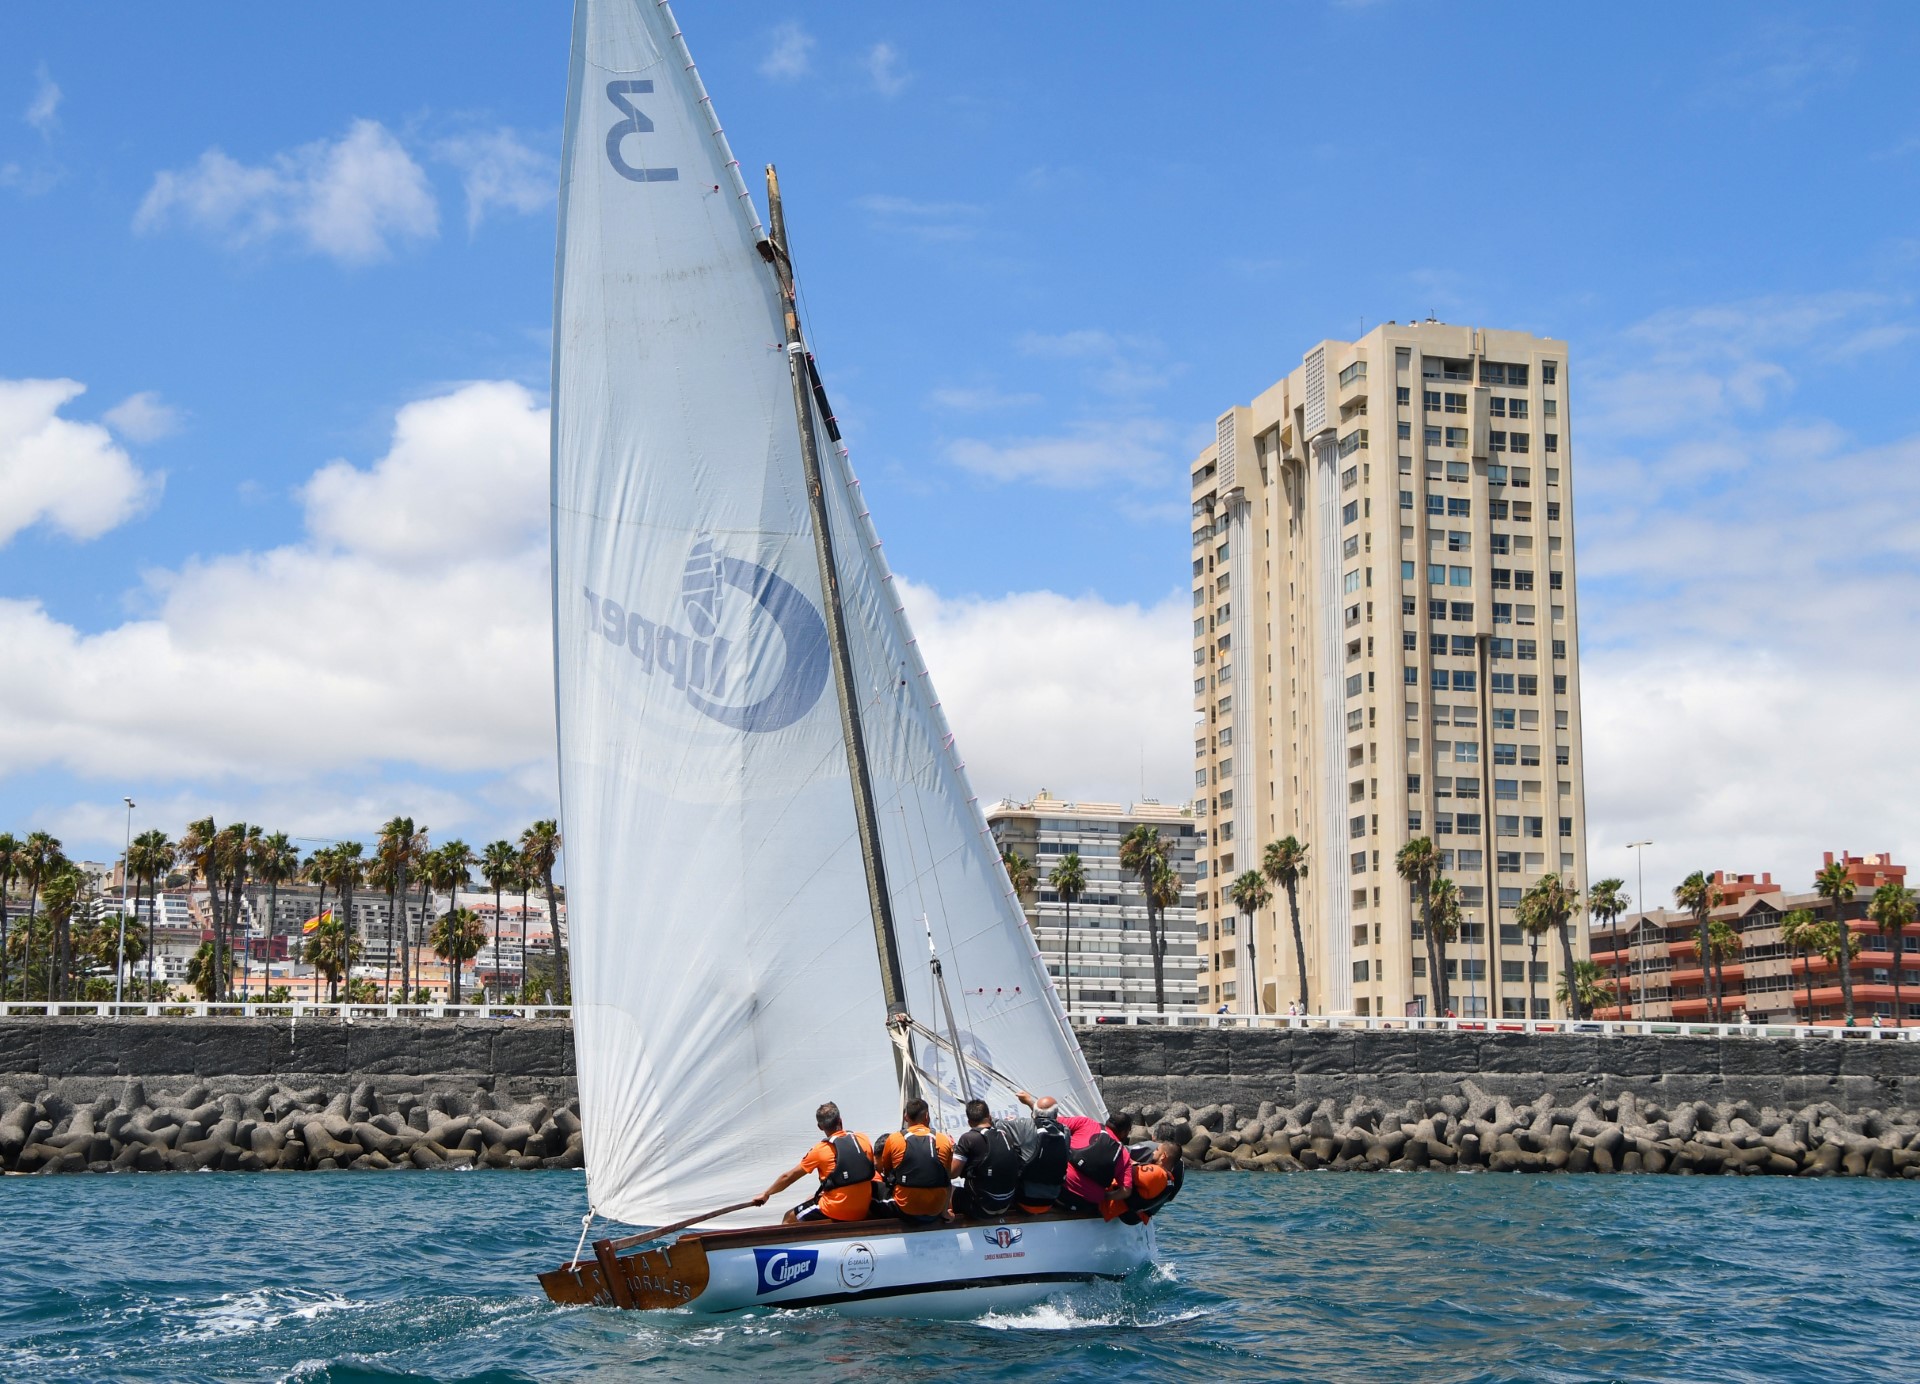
xmin=1628 ymin=840 xmax=1652 ymax=1022
xmin=116 ymin=797 xmax=136 ymax=1007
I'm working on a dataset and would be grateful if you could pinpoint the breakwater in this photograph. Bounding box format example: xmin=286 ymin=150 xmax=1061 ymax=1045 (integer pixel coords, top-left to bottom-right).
xmin=3 ymin=1017 xmax=1918 ymax=1176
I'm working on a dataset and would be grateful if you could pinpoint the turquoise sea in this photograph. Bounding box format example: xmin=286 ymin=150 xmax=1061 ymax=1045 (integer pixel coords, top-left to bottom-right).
xmin=4 ymin=1169 xmax=1916 ymax=1382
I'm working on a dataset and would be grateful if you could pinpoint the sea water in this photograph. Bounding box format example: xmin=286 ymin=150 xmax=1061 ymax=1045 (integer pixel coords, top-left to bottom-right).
xmin=3 ymin=1169 xmax=1916 ymax=1382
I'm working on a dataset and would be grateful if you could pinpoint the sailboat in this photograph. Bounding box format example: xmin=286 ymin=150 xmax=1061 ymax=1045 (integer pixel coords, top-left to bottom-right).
xmin=536 ymin=0 xmax=1154 ymax=1316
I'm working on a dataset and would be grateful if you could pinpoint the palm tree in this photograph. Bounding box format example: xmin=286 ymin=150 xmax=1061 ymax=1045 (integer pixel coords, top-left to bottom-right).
xmin=1814 ymin=859 xmax=1859 ymax=1025
xmin=481 ymin=840 xmax=519 ymax=1002
xmin=1526 ymin=873 xmax=1585 ymax=1019
xmin=302 ymin=908 xmax=360 ymax=1002
xmin=1587 ymin=878 xmax=1629 ymax=1017
xmin=1674 ymin=870 xmax=1724 ymax=1022
xmin=180 ymin=818 xmax=224 ymax=1000
xmin=1868 ymin=881 xmax=1916 ymax=1027
xmin=1812 ymin=916 xmax=1862 ymax=1023
xmin=521 ymin=820 xmax=566 ymax=1002
xmin=1048 ymin=852 xmax=1086 ymax=1013
xmin=301 ymin=847 xmax=334 ymax=1003
xmin=1779 ymin=908 xmax=1819 ymax=1022
xmin=324 ymin=842 xmax=366 ymax=1005
xmin=1706 ymin=918 xmax=1742 ymax=1020
xmin=251 ymin=831 xmax=298 ymax=1000
xmin=1396 ymin=837 xmax=1443 ymax=1017
xmin=1516 ymin=885 xmax=1552 ymax=1020
xmin=516 ymin=853 xmax=536 ymax=1000
xmin=41 ymin=864 xmax=86 ymax=1001
xmin=1262 ymin=837 xmax=1311 ymax=1015
xmin=20 ymin=831 xmax=65 ymax=1002
xmin=430 ymin=840 xmax=477 ymax=998
xmin=1429 ymin=876 xmax=1463 ymax=1013
xmin=130 ymin=830 xmax=175 ymax=994
xmin=431 ymin=906 xmax=488 ymax=1003
xmin=1147 ymin=858 xmax=1181 ymax=1012
xmin=0 ymin=832 xmax=18 ymax=1000
xmin=1556 ymin=959 xmax=1611 ymax=1017
xmin=218 ymin=823 xmax=260 ymax=1001
xmin=1228 ymin=870 xmax=1273 ymax=1014
xmin=1119 ymin=825 xmax=1170 ymax=1010
xmin=373 ymin=817 xmax=420 ymax=999
xmin=1000 ymin=845 xmax=1036 ymax=900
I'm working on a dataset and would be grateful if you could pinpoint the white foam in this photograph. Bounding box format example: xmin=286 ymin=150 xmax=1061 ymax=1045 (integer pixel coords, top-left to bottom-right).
xmin=164 ymin=1287 xmax=361 ymax=1342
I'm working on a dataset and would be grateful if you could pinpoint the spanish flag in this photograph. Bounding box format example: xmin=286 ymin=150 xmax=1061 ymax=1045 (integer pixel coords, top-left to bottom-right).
xmin=301 ymin=907 xmax=333 ymax=934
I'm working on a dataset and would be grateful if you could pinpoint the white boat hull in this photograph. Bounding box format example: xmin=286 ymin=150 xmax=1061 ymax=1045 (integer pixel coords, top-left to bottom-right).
xmin=542 ymin=1211 xmax=1155 ymax=1317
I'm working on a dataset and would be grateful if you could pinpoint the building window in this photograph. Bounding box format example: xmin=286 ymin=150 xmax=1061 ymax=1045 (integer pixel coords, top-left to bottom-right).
xmin=1445 ymin=427 xmax=1468 ymax=449
xmin=1435 ymin=812 xmax=1453 ymax=836
xmin=1400 ymin=489 xmax=1414 ymax=510
xmin=1444 ymin=392 xmax=1467 ymax=414
xmin=1493 ymin=743 xmax=1516 ymax=765
xmin=1493 ymin=602 xmax=1512 ymax=624
xmin=1542 ymin=362 xmax=1558 ymax=385
xmin=1495 ymin=778 xmax=1519 ymax=800
xmin=1338 ymin=429 xmax=1368 ymax=457
xmin=1404 ymin=666 xmax=1419 ymax=685
xmin=1339 ymin=360 xmax=1368 ymax=388
xmin=1428 ymin=563 xmax=1447 ymax=585
xmin=1498 ymin=857 xmax=1521 ymax=878
xmin=1430 ymin=667 xmax=1449 ymax=691
xmin=1524 ymin=816 xmax=1543 ymax=838
xmin=1343 ymin=501 xmax=1359 ymax=525
xmin=1506 ymin=398 xmax=1529 ymax=420
xmin=1350 ymin=815 xmax=1367 ymax=839
xmin=1343 ymin=569 xmax=1361 ymax=594
xmin=1547 ymin=502 xmax=1561 ymax=521
xmin=1481 ymin=361 xmax=1529 ymax=387
xmin=1351 ymin=851 xmax=1369 ymax=875
xmin=1497 ymin=815 xmax=1519 ymax=837
xmin=1552 ymin=639 xmax=1567 ymax=659
xmin=1451 ymin=634 xmax=1474 ymax=656
xmin=1398 ymin=421 xmax=1412 ymax=440
xmin=1544 ymin=433 xmax=1559 ymax=452
xmin=1559 ymin=816 xmax=1573 ymax=838
xmin=1429 ymin=632 xmax=1448 ymax=656
xmin=1456 ymin=813 xmax=1482 ymax=835
xmin=1492 ymin=708 xmax=1516 ymax=730
xmin=1403 ymin=596 xmax=1418 ymax=617
xmin=1448 ymin=530 xmax=1471 ymax=552
xmin=1550 ymin=570 xmax=1564 ymax=590
xmin=1427 ymin=493 xmax=1445 ymax=515
xmin=1455 ymin=741 xmax=1478 ymax=763
xmin=1449 ymin=566 xmax=1472 ymax=587
xmin=1353 ymin=960 xmax=1370 ymax=982
xmin=1429 ymin=598 xmax=1449 ymax=621
xmin=1447 ymin=497 xmax=1471 ymax=517
xmin=1490 ymin=430 xmax=1507 ymax=452
xmin=1487 ymin=464 xmax=1508 ymax=486
xmin=1346 ymin=674 xmax=1363 ymax=697
xmin=1491 ymin=672 xmax=1515 ymax=694
xmin=1517 ymin=675 xmax=1538 ymax=696
xmin=1556 ymin=744 xmax=1570 ymax=766
xmin=1490 ymin=637 xmax=1514 ymax=659
xmin=1425 ymin=426 xmax=1442 ymax=447
xmin=1343 ymin=535 xmax=1360 ymax=559
xmin=1451 ymin=601 xmax=1473 ymax=621
xmin=1402 ymin=559 xmax=1416 ymax=581
xmin=1397 ymin=385 xmax=1411 ymax=405
xmin=1490 ymin=533 xmax=1509 ymax=556
xmin=1514 ymin=570 xmax=1535 ymax=592
xmin=1453 ymin=670 xmax=1477 ymax=691
xmin=1517 ymin=638 xmax=1537 ymax=660
xmin=1509 ymin=433 xmax=1530 ymax=454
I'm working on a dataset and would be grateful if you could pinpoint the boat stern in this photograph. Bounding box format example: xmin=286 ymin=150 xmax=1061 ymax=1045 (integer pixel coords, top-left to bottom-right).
xmin=540 ymin=1236 xmax=711 ymax=1310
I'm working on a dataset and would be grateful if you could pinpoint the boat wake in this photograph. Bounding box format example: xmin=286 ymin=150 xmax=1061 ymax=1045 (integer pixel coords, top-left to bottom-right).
xmin=164 ymin=1287 xmax=362 ymax=1342
xmin=970 ymin=1265 xmax=1210 ymax=1332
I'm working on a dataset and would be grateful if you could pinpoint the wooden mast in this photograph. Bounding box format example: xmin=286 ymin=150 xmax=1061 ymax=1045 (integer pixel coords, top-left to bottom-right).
xmin=759 ymin=165 xmax=914 ymax=1042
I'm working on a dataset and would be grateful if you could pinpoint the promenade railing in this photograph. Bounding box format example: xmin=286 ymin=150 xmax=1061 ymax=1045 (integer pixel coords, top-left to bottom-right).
xmin=0 ymin=1001 xmax=571 ymax=1021
xmin=1065 ymin=1011 xmax=1920 ymax=1041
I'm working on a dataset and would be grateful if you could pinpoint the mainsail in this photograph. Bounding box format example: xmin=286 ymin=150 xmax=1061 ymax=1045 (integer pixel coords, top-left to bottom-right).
xmin=552 ymin=0 xmax=1101 ymax=1229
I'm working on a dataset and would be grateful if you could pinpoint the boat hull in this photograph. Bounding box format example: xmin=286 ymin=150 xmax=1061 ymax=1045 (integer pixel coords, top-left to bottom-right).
xmin=542 ymin=1210 xmax=1154 ymax=1317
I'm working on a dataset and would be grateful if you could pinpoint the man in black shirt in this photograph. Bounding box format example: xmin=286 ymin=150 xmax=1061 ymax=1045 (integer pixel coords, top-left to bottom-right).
xmin=948 ymin=1097 xmax=1022 ymax=1217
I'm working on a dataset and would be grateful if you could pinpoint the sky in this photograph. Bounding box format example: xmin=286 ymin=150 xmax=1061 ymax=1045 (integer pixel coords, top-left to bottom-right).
xmin=1 ymin=2 xmax=1917 ymax=908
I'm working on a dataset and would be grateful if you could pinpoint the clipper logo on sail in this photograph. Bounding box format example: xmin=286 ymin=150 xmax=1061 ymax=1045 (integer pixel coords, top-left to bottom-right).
xmin=754 ymin=1248 xmax=819 ymax=1295
xmin=582 ymin=537 xmax=830 ymax=734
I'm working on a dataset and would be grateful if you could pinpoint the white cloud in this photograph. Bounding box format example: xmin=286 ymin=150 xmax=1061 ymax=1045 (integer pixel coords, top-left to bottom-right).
xmin=865 ymin=42 xmax=910 ymax=97
xmin=1016 ymin=328 xmax=1175 ymax=396
xmin=856 ymin=193 xmax=982 ymax=243
xmin=103 ymin=391 xmax=184 ymax=444
xmin=899 ymin=579 xmax=1191 ymax=807
xmin=928 ymin=386 xmax=1043 ymax=413
xmin=433 ymin=127 xmax=553 ymax=234
xmin=135 ymin=120 xmax=438 ymax=264
xmin=0 ymin=381 xmax=550 ymax=789
xmin=26 ymin=63 xmax=60 ymax=136
xmin=0 ymin=378 xmax=161 ymax=545
xmin=945 ymin=418 xmax=1174 ymax=489
xmin=759 ymin=21 xmax=815 ymax=81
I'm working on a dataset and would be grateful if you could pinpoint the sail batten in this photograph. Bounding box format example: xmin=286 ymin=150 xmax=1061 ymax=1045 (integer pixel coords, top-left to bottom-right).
xmin=554 ymin=0 xmax=1098 ymax=1230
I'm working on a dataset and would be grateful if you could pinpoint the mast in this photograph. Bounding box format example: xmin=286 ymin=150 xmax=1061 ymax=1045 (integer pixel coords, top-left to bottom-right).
xmin=760 ymin=165 xmax=914 ymax=1036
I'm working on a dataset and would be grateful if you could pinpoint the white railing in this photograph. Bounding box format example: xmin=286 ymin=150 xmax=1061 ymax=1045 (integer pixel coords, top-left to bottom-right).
xmin=0 ymin=1001 xmax=571 ymax=1021
xmin=1066 ymin=1011 xmax=1920 ymax=1041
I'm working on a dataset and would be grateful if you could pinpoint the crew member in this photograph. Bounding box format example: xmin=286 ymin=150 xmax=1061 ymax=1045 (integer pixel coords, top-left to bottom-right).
xmin=876 ymin=1098 xmax=954 ymax=1224
xmin=949 ymin=1097 xmax=1023 ymax=1218
xmin=1109 ymin=1139 xmax=1183 ymax=1224
xmin=1016 ymin=1090 xmax=1133 ymax=1213
xmin=751 ymin=1100 xmax=879 ymax=1225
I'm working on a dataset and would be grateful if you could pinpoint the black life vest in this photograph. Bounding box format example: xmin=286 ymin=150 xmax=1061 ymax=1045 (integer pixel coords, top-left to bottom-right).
xmin=818 ymin=1132 xmax=874 ymax=1191
xmin=1067 ymin=1129 xmax=1123 ymax=1189
xmin=888 ymin=1131 xmax=949 ymax=1189
xmin=1019 ymin=1116 xmax=1070 ymax=1201
xmin=968 ymin=1121 xmax=1024 ymax=1201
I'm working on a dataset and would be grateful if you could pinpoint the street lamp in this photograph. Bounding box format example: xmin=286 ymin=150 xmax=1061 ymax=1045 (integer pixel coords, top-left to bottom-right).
xmin=1628 ymin=840 xmax=1652 ymax=1022
xmin=116 ymin=797 xmax=136 ymax=1007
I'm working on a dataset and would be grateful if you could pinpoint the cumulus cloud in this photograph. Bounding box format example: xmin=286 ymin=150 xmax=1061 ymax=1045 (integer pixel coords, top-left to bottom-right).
xmin=134 ymin=119 xmax=438 ymax=264
xmin=103 ymin=391 xmax=184 ymax=444
xmin=26 ymin=63 xmax=60 ymax=136
xmin=945 ymin=418 xmax=1174 ymax=489
xmin=759 ymin=21 xmax=815 ymax=80
xmin=899 ymin=579 xmax=1191 ymax=806
xmin=0 ymin=378 xmax=161 ymax=545
xmin=865 ymin=42 xmax=910 ymax=97
xmin=0 ymin=381 xmax=551 ymax=791
xmin=433 ymin=127 xmax=553 ymax=233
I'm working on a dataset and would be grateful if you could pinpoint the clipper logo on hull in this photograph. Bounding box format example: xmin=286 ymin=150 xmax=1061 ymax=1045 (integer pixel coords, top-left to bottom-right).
xmin=583 ymin=536 xmax=831 ymax=734
xmin=754 ymin=1247 xmax=819 ymax=1295
xmin=981 ymin=1227 xmax=1023 ymax=1249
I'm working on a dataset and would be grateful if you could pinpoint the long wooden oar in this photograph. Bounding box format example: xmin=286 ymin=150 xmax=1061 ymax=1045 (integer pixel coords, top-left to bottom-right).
xmin=604 ymin=1198 xmax=761 ymax=1252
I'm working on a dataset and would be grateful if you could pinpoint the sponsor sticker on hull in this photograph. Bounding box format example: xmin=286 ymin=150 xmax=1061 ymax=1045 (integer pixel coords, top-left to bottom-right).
xmin=754 ymin=1247 xmax=819 ymax=1296
xmin=839 ymin=1243 xmax=876 ymax=1289
xmin=980 ymin=1226 xmax=1025 ymax=1261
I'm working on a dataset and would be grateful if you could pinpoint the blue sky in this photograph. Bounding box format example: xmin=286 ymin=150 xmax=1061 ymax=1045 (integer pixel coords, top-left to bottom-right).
xmin=2 ymin=3 xmax=1917 ymax=898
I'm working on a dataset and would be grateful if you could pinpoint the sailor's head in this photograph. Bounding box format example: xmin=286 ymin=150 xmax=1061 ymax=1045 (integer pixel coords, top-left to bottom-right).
xmin=902 ymin=1098 xmax=930 ymax=1127
xmin=965 ymin=1098 xmax=991 ymax=1128
xmin=815 ymin=1101 xmax=844 ymax=1134
xmin=1156 ymin=1140 xmax=1181 ymax=1169
xmin=1106 ymin=1112 xmax=1134 ymax=1141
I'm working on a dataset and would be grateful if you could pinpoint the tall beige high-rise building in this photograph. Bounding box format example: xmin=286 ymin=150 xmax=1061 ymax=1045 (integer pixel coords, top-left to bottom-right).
xmin=1191 ymin=323 xmax=1589 ymax=1019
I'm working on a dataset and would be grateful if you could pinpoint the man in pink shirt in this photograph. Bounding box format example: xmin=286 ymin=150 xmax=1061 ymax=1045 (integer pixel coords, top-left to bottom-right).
xmin=1016 ymin=1091 xmax=1133 ymax=1213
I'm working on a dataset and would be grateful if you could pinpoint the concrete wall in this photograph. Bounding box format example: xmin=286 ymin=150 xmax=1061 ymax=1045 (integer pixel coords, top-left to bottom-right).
xmin=4 ymin=1018 xmax=1917 ymax=1116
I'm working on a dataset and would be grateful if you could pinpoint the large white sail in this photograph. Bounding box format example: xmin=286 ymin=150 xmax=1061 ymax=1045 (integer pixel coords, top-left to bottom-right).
xmin=553 ymin=0 xmax=1098 ymax=1230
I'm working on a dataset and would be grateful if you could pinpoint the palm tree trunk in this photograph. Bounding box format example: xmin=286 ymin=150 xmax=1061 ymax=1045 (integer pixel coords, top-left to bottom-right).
xmin=1836 ymin=906 xmax=1855 ymax=1023
xmin=1420 ymin=881 xmax=1441 ymax=1017
xmin=492 ymin=884 xmax=503 ymax=1005
xmin=1800 ymin=943 xmax=1814 ymax=1022
xmin=544 ymin=870 xmax=566 ymax=1004
xmin=1893 ymin=927 xmax=1905 ymax=1028
xmin=1527 ymin=935 xmax=1538 ymax=1019
xmin=1556 ymin=922 xmax=1581 ymax=1019
xmin=0 ymin=880 xmax=9 ymax=1002
xmin=519 ymin=882 xmax=530 ymax=1000
xmin=143 ymin=872 xmax=155 ymax=993
xmin=1288 ymin=885 xmax=1309 ymax=1013
xmin=385 ymin=885 xmax=396 ymax=999
xmin=1149 ymin=900 xmax=1166 ymax=1012
xmin=1244 ymin=910 xmax=1260 ymax=1013
xmin=1062 ymin=898 xmax=1072 ymax=1015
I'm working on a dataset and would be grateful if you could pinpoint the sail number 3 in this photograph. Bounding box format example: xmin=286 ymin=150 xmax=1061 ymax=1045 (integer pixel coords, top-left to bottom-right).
xmin=605 ymin=81 xmax=679 ymax=183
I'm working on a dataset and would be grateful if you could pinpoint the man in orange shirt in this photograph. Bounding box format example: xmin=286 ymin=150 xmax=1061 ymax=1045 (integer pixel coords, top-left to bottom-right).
xmin=875 ymin=1098 xmax=955 ymax=1224
xmin=752 ymin=1101 xmax=879 ymax=1225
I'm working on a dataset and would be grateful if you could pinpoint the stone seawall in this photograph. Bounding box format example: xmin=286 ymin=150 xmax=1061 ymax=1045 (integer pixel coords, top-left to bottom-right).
xmin=5 ymin=1018 xmax=1920 ymax=1177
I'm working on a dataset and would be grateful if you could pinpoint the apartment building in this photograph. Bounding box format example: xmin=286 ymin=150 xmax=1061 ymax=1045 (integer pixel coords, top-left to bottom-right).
xmin=987 ymin=793 xmax=1202 ymax=1015
xmin=1592 ymin=852 xmax=1920 ymax=1025
xmin=1191 ymin=322 xmax=1588 ymax=1018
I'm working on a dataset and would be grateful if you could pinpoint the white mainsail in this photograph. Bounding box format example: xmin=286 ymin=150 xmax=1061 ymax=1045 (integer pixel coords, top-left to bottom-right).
xmin=553 ymin=0 xmax=1100 ymax=1229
